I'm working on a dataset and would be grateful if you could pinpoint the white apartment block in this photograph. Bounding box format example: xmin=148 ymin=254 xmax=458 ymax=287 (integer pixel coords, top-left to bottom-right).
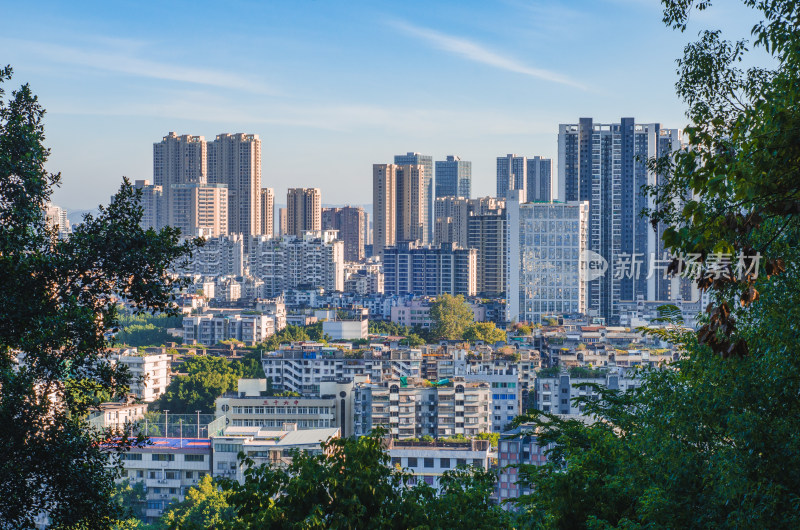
xmin=117 ymin=352 xmax=171 ymax=402
xmin=134 ymin=180 xmax=165 ymax=230
xmin=215 ymin=378 xmax=356 ymax=437
xmin=211 ymin=426 xmax=339 ymax=483
xmin=183 ymin=313 xmax=277 ymax=346
xmin=44 ymin=203 xmax=70 ymax=238
xmin=175 ymin=234 xmax=245 ymax=277
xmin=354 ymin=377 xmax=492 ymax=439
xmin=262 ymin=344 xmax=422 ymax=396
xmin=506 ymin=194 xmax=589 ymax=324
xmin=387 ymin=438 xmax=492 ymax=490
xmin=117 ymin=438 xmax=212 ymax=524
xmin=249 ymin=231 xmax=344 ymax=297
xmin=89 ymin=401 xmax=149 ymax=431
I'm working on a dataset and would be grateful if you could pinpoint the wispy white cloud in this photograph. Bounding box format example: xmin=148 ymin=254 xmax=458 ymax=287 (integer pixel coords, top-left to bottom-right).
xmin=2 ymin=37 xmax=278 ymax=95
xmin=389 ymin=20 xmax=585 ymax=90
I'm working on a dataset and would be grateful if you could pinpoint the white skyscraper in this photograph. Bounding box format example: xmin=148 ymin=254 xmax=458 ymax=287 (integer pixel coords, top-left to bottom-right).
xmin=506 ymin=192 xmax=589 ymax=324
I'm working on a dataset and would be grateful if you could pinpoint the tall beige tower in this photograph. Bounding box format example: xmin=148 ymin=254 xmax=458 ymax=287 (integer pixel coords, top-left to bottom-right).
xmin=153 ymin=132 xmax=206 ymax=222
xmin=207 ymin=133 xmax=261 ymax=237
xmin=396 ymin=165 xmax=425 ymax=244
xmin=286 ymin=188 xmax=322 ymax=237
xmin=372 ymin=164 xmax=397 ymax=257
xmin=170 ymin=183 xmax=228 ymax=237
xmin=260 ymin=188 xmax=275 ymax=236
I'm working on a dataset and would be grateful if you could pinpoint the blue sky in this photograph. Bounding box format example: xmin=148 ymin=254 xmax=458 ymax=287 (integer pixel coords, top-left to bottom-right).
xmin=2 ymin=0 xmax=762 ymax=210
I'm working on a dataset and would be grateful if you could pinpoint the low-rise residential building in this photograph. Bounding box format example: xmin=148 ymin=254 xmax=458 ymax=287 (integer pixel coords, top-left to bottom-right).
xmin=211 ymin=425 xmax=339 ymax=482
xmin=117 ymin=438 xmax=212 ymax=523
xmin=262 ymin=344 xmax=422 ymax=395
xmin=117 ymin=351 xmax=171 ymax=402
xmin=387 ymin=438 xmax=492 ymax=490
xmin=89 ymin=401 xmax=149 ymax=430
xmin=496 ymin=424 xmax=550 ymax=505
xmin=215 ymin=378 xmax=356 ymax=437
xmin=534 ymin=370 xmax=641 ymax=414
xmin=183 ymin=313 xmax=279 ymax=346
xmin=322 ymin=319 xmax=369 ymax=340
xmin=354 ymin=377 xmax=491 ymax=439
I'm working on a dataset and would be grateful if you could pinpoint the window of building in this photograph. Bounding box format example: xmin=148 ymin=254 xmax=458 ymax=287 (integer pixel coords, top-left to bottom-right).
xmin=186 ymin=471 xmax=194 ymax=479
xmin=185 ymin=454 xmax=205 ymax=462
xmin=215 ymin=443 xmax=238 ymax=453
xmin=152 ymin=453 xmax=174 ymax=462
xmin=472 ymin=459 xmax=484 ymax=467
xmin=165 ymin=471 xmax=178 ymax=480
xmin=440 ymin=458 xmax=450 ymax=469
xmin=149 ymin=471 xmax=157 ymax=479
xmin=121 ymin=453 xmax=143 ymax=461
xmin=407 ymin=457 xmax=418 ymax=467
xmin=423 ymin=458 xmax=434 ymax=468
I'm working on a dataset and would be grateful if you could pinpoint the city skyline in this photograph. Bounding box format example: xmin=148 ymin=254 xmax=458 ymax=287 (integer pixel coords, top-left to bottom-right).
xmin=2 ymin=0 xmax=764 ymax=211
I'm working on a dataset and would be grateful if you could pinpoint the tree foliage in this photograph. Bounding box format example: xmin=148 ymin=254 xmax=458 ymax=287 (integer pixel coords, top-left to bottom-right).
xmin=464 ymin=321 xmax=506 ymax=344
xmin=0 ymin=66 xmax=196 ymax=528
xmin=430 ymin=294 xmax=474 ymax=340
xmin=160 ymin=475 xmax=235 ymax=530
xmin=156 ymin=355 xmax=258 ymax=414
xmin=222 ymin=429 xmax=511 ymax=529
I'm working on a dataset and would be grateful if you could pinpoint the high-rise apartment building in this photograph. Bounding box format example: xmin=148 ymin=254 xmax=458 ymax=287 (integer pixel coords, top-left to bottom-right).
xmin=558 ymin=118 xmax=677 ymax=322
xmin=373 ymin=164 xmax=397 ymax=257
xmin=372 ymin=163 xmax=426 ymax=256
xmin=433 ymin=197 xmax=470 ymax=247
xmin=286 ymin=188 xmax=322 ymax=238
xmin=44 ymin=203 xmax=70 ymax=238
xmin=260 ymin=188 xmax=275 ymax=237
xmin=207 ymin=133 xmax=261 ymax=237
xmin=170 ymin=183 xmax=228 ymax=237
xmin=394 ymin=152 xmax=433 ymax=243
xmin=505 ymin=196 xmax=589 ymax=324
xmin=248 ymin=230 xmax=344 ymax=296
xmin=322 ymin=206 xmax=366 ymax=262
xmin=496 ymin=154 xmax=526 ymax=199
xmin=153 ymin=133 xmax=207 ymax=220
xmin=278 ymin=207 xmax=287 ymax=236
xmin=134 ymin=180 xmax=164 ymax=230
xmin=382 ymin=241 xmax=477 ymax=297
xmin=173 ymin=234 xmax=245 ymax=277
xmin=468 ymin=208 xmax=507 ymax=297
xmin=526 ymin=156 xmax=552 ymax=203
xmin=395 ymin=165 xmax=425 ymax=244
xmin=435 ymin=155 xmax=471 ymax=198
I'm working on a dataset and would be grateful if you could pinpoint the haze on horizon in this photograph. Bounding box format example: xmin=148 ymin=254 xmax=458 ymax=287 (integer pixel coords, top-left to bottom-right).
xmin=2 ymin=0 xmax=762 ymax=211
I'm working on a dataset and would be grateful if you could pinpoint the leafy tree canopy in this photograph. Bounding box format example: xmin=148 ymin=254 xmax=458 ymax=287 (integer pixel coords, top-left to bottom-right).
xmin=160 ymin=475 xmax=235 ymax=530
xmin=464 ymin=321 xmax=507 ymax=344
xmin=430 ymin=294 xmax=474 ymax=340
xmin=155 ymin=355 xmax=258 ymax=414
xmin=0 ymin=66 xmax=195 ymax=528
xmin=222 ymin=429 xmax=511 ymax=529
